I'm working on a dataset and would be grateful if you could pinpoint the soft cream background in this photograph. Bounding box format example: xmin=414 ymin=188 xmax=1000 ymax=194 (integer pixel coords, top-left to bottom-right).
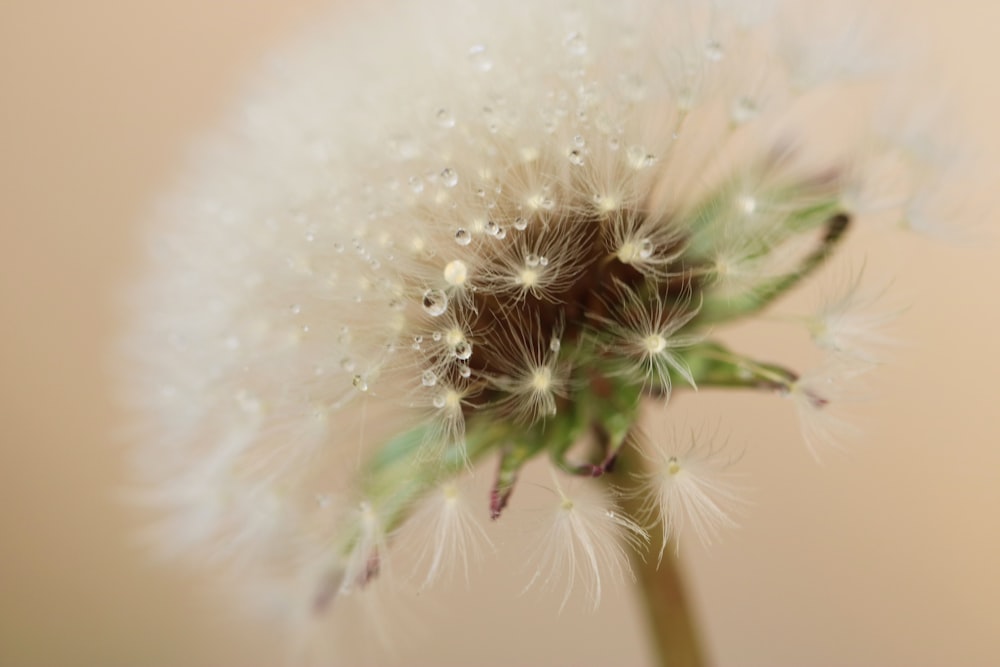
xmin=2 ymin=1 xmax=998 ymax=665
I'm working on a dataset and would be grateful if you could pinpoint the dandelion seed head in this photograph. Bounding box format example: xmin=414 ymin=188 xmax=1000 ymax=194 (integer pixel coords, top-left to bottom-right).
xmin=123 ymin=0 xmax=959 ymax=630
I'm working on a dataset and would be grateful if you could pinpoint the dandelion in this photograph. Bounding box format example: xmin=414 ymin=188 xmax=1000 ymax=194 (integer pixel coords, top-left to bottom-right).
xmin=123 ymin=0 xmax=965 ymax=662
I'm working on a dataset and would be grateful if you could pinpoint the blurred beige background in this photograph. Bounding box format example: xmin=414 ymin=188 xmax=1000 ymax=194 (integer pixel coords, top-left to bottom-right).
xmin=1 ymin=1 xmax=998 ymax=666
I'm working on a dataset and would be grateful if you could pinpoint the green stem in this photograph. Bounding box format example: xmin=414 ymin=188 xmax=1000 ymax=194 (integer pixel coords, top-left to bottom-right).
xmin=612 ymin=450 xmax=707 ymax=667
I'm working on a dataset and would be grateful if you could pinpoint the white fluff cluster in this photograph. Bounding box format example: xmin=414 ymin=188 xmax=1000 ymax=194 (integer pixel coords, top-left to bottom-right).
xmin=124 ymin=0 xmax=956 ymax=623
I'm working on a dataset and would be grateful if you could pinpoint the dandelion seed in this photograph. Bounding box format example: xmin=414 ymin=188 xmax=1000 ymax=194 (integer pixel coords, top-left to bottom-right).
xmin=401 ymin=480 xmax=493 ymax=589
xmin=630 ymin=427 xmax=742 ymax=560
xmin=594 ymin=281 xmax=702 ymax=399
xmin=524 ymin=477 xmax=647 ymax=612
xmin=808 ymin=266 xmax=899 ymax=364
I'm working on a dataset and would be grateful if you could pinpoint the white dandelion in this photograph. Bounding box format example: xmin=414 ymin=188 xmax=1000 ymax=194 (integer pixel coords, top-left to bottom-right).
xmin=122 ymin=0 xmax=959 ymax=647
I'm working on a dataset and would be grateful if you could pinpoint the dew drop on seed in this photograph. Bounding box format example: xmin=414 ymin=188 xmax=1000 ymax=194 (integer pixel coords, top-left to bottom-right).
xmin=435 ymin=108 xmax=455 ymax=128
xmin=455 ymin=228 xmax=472 ymax=246
xmin=458 ymin=364 xmax=471 ymax=378
xmin=443 ymin=259 xmax=468 ymax=286
xmin=422 ymin=289 xmax=449 ymax=316
xmin=454 ymin=341 xmax=473 ymax=360
xmin=421 ymin=370 xmax=437 ymax=387
xmin=638 ymin=238 xmax=654 ymax=259
xmin=468 ymin=44 xmax=493 ymax=72
xmin=352 ymin=375 xmax=368 ymax=392
xmin=340 ymin=356 xmax=355 ymax=372
xmin=525 ymin=253 xmax=540 ymax=267
xmin=738 ymin=195 xmax=758 ymax=215
xmin=494 ymin=226 xmax=507 ymax=240
xmin=704 ymin=39 xmax=724 ymax=62
xmin=550 ymin=337 xmax=561 ymax=353
xmin=539 ymin=256 xmax=549 ymax=266
xmin=731 ymin=97 xmax=759 ymax=125
xmin=440 ymin=167 xmax=459 ymax=188
xmin=409 ymin=176 xmax=424 ymax=194
xmin=564 ymin=31 xmax=587 ymax=56
xmin=568 ymin=149 xmax=584 ymax=166
xmin=513 ymin=216 xmax=528 ymax=231
xmin=432 ymin=331 xmax=443 ymax=342
xmin=573 ymin=134 xmax=586 ymax=148
xmin=432 ymin=393 xmax=447 ymax=409
xmin=627 ymin=145 xmax=658 ymax=169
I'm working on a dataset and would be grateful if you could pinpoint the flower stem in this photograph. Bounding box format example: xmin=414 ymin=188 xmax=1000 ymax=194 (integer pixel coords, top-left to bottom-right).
xmin=612 ymin=450 xmax=707 ymax=667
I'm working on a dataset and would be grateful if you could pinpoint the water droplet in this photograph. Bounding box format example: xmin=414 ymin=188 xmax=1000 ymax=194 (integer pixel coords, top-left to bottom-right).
xmin=443 ymin=259 xmax=468 ymax=286
xmin=513 ymin=216 xmax=528 ymax=231
xmin=440 ymin=167 xmax=459 ymax=188
xmin=540 ymin=197 xmax=555 ymax=211
xmin=638 ymin=238 xmax=654 ymax=259
xmin=568 ymin=149 xmax=584 ymax=166
xmin=421 ymin=370 xmax=438 ymax=387
xmin=608 ymin=136 xmax=621 ymax=151
xmin=525 ymin=253 xmax=541 ymax=267
xmin=432 ymin=394 xmax=447 ymax=409
xmin=738 ymin=194 xmax=758 ymax=215
xmin=468 ymin=44 xmax=493 ymax=72
xmin=391 ymin=134 xmax=421 ymax=160
xmin=667 ymin=456 xmax=681 ymax=475
xmin=731 ymin=96 xmax=759 ymax=125
xmin=340 ymin=356 xmax=355 ymax=372
xmin=290 ymin=304 xmax=301 ymax=315
xmin=352 ymin=375 xmax=368 ymax=392
xmin=493 ymin=226 xmax=507 ymax=240
xmin=627 ymin=145 xmax=658 ymax=169
xmin=550 ymin=337 xmax=561 ymax=353
xmin=458 ymin=364 xmax=471 ymax=378
xmin=435 ymin=108 xmax=455 ymax=128
xmin=573 ymin=134 xmax=586 ymax=148
xmin=704 ymin=39 xmax=724 ymax=62
xmin=454 ymin=228 xmax=472 ymax=246
xmin=422 ymin=289 xmax=449 ymax=316
xmin=564 ymin=31 xmax=587 ymax=56
xmin=409 ymin=176 xmax=424 ymax=194
xmin=539 ymin=256 xmax=549 ymax=267
xmin=454 ymin=341 xmax=473 ymax=360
